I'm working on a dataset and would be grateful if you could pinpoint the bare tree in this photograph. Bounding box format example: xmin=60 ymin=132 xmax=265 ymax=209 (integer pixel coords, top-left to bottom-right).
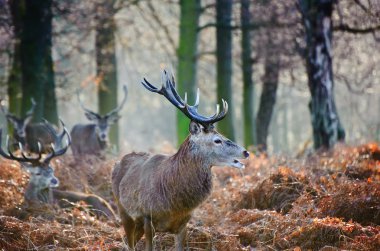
xmin=298 ymin=0 xmax=345 ymax=149
xmin=216 ymin=0 xmax=235 ymax=140
xmin=241 ymin=0 xmax=256 ymax=148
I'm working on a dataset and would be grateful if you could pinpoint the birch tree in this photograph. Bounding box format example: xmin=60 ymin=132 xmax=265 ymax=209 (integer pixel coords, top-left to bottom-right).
xmin=298 ymin=0 xmax=345 ymax=149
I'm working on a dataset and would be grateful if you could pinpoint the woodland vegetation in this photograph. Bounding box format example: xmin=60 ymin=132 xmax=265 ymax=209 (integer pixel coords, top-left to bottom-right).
xmin=0 ymin=0 xmax=379 ymax=250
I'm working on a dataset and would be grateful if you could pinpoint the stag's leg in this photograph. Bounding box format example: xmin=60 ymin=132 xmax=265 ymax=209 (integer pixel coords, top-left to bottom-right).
xmin=119 ymin=208 xmax=136 ymax=250
xmin=175 ymin=225 xmax=187 ymax=251
xmin=144 ymin=217 xmax=155 ymax=251
xmin=134 ymin=221 xmax=144 ymax=246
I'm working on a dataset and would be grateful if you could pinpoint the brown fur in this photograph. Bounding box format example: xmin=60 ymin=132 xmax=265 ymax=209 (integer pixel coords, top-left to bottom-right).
xmin=113 ymin=138 xmax=212 ymax=222
xmin=112 ymin=130 xmax=249 ymax=250
xmin=70 ymin=124 xmax=106 ymax=156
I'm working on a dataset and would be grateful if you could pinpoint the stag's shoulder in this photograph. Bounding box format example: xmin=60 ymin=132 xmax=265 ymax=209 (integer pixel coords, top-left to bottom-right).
xmin=120 ymin=152 xmax=151 ymax=165
xmin=113 ymin=152 xmax=150 ymax=178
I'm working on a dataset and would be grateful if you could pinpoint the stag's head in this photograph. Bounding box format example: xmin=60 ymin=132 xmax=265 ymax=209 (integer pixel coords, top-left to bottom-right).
xmin=1 ymin=98 xmax=36 ymax=140
xmin=142 ymin=70 xmax=249 ymax=168
xmin=0 ymin=120 xmax=71 ymax=200
xmin=77 ymin=86 xmax=127 ymax=143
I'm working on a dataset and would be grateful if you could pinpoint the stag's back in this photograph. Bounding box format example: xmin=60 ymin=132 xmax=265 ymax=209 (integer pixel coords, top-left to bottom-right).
xmin=70 ymin=124 xmax=105 ymax=155
xmin=25 ymin=123 xmax=57 ymax=152
xmin=112 ymin=152 xmax=150 ymax=200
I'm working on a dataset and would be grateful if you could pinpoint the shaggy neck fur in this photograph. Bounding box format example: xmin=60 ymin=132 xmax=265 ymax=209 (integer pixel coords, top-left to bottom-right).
xmin=24 ymin=185 xmax=51 ymax=204
xmin=158 ymin=136 xmax=213 ymax=212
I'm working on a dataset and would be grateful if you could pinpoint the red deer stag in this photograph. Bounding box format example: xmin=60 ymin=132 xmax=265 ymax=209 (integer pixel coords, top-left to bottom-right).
xmin=70 ymin=86 xmax=127 ymax=157
xmin=0 ymin=121 xmax=115 ymax=219
xmin=0 ymin=120 xmax=70 ymax=203
xmin=112 ymin=70 xmax=249 ymax=251
xmin=1 ymin=98 xmax=59 ymax=153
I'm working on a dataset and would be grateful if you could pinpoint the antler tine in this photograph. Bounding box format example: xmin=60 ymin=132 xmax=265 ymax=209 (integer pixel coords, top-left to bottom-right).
xmin=194 ymin=88 xmax=200 ymax=109
xmin=43 ymin=121 xmax=71 ymax=165
xmin=42 ymin=118 xmax=66 ymax=143
xmin=0 ymin=99 xmax=8 ymax=115
xmin=0 ymin=130 xmax=42 ymax=163
xmin=142 ymin=76 xmax=184 ymax=108
xmin=141 ymin=78 xmax=160 ymax=93
xmin=0 ymin=130 xmax=14 ymax=161
xmin=106 ymin=85 xmax=128 ymax=117
xmin=76 ymin=88 xmax=97 ymax=115
xmin=25 ymin=98 xmax=36 ymax=117
xmin=18 ymin=141 xmax=42 ymax=162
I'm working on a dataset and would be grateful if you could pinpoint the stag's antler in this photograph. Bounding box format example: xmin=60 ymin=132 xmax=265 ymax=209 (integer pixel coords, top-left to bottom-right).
xmin=0 ymin=98 xmax=35 ymax=119
xmin=25 ymin=98 xmax=36 ymax=117
xmin=106 ymin=85 xmax=128 ymax=117
xmin=0 ymin=129 xmax=42 ymax=164
xmin=142 ymin=70 xmax=228 ymax=129
xmin=77 ymin=89 xmax=100 ymax=118
xmin=42 ymin=119 xmax=71 ymax=165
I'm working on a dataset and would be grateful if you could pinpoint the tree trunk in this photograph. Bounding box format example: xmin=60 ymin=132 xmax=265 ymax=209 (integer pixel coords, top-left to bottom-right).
xmin=95 ymin=2 xmax=119 ymax=150
xmin=176 ymin=0 xmax=200 ymax=145
xmin=298 ymin=0 xmax=345 ymax=150
xmin=7 ymin=44 xmax=22 ymax=117
xmin=256 ymin=49 xmax=280 ymax=152
xmin=282 ymin=90 xmax=289 ymax=151
xmin=8 ymin=0 xmax=23 ymax=117
xmin=19 ymin=0 xmax=56 ymax=123
xmin=43 ymin=54 xmax=58 ymax=124
xmin=241 ymin=0 xmax=256 ymax=148
xmin=216 ymin=0 xmax=235 ymax=140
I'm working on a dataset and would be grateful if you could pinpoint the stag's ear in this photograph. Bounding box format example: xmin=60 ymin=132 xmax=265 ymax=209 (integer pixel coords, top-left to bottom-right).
xmin=85 ymin=112 xmax=99 ymax=121
xmin=6 ymin=115 xmax=18 ymax=127
xmin=189 ymin=121 xmax=202 ymax=135
xmin=107 ymin=114 xmax=121 ymax=124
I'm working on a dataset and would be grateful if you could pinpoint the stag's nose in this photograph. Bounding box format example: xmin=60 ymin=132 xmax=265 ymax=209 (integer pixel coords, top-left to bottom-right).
xmin=243 ymin=150 xmax=250 ymax=158
xmin=51 ymin=178 xmax=59 ymax=186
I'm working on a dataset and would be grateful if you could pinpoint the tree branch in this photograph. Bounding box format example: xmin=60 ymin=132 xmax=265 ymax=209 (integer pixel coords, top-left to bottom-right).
xmin=146 ymin=1 xmax=176 ymax=52
xmin=334 ymin=23 xmax=380 ymax=34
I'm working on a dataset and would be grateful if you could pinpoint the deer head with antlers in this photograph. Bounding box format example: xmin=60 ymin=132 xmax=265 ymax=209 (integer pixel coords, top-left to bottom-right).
xmin=0 ymin=120 xmax=71 ymax=203
xmin=70 ymin=86 xmax=127 ymax=157
xmin=1 ymin=98 xmax=36 ymax=145
xmin=0 ymin=99 xmax=63 ymax=153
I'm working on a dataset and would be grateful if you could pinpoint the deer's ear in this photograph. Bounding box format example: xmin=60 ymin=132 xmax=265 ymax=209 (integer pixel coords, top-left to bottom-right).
xmin=189 ymin=121 xmax=202 ymax=135
xmin=85 ymin=112 xmax=99 ymax=121
xmin=20 ymin=163 xmax=32 ymax=172
xmin=107 ymin=114 xmax=120 ymax=124
xmin=6 ymin=115 xmax=18 ymax=127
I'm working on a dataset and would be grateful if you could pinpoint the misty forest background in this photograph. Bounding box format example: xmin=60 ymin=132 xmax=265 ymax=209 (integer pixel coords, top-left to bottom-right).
xmin=0 ymin=0 xmax=379 ymax=155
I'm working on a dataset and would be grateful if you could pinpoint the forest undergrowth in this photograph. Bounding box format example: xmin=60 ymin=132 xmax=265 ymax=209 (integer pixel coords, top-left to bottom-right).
xmin=1 ymin=143 xmax=380 ymax=250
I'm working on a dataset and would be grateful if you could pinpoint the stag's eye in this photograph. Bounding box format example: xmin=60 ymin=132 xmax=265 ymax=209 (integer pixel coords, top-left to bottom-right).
xmin=35 ymin=172 xmax=41 ymax=176
xmin=214 ymin=139 xmax=222 ymax=144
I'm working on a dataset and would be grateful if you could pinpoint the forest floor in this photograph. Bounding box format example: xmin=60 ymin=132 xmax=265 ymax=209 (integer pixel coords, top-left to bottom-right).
xmin=1 ymin=143 xmax=380 ymax=250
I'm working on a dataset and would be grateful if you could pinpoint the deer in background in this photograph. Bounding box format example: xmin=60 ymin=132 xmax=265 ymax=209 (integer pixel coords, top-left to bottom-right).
xmin=0 ymin=120 xmax=70 ymax=203
xmin=1 ymin=98 xmax=60 ymax=153
xmin=70 ymin=86 xmax=127 ymax=157
xmin=112 ymin=70 xmax=249 ymax=251
xmin=0 ymin=121 xmax=116 ymax=219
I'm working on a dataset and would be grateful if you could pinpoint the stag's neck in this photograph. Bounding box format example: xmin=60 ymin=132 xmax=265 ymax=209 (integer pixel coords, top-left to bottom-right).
xmin=162 ymin=137 xmax=213 ymax=211
xmin=24 ymin=185 xmax=52 ymax=204
xmin=97 ymin=137 xmax=107 ymax=149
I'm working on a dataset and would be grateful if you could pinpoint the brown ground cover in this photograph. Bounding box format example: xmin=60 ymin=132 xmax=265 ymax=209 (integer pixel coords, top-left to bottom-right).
xmin=1 ymin=143 xmax=380 ymax=250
